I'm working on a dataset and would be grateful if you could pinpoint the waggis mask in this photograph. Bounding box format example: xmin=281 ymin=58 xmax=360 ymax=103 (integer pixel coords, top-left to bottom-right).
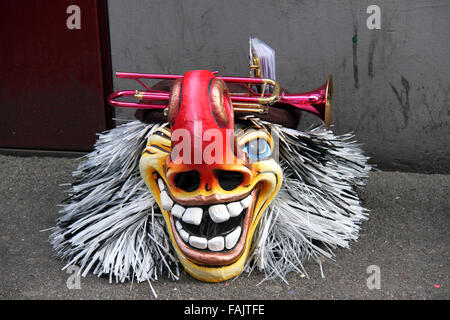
xmin=139 ymin=70 xmax=282 ymax=281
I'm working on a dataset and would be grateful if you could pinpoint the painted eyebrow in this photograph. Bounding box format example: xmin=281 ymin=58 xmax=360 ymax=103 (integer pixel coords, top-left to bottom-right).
xmin=154 ymin=130 xmax=171 ymax=141
xmin=145 ymin=144 xmax=170 ymax=154
xmin=237 ymin=129 xmax=271 ymax=145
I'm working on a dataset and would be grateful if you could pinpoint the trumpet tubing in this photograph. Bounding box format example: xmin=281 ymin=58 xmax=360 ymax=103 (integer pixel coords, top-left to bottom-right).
xmin=107 ymin=72 xmax=333 ymax=127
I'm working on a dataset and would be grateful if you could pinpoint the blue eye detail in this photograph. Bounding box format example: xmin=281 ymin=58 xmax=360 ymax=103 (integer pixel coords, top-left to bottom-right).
xmin=243 ymin=138 xmax=272 ymax=161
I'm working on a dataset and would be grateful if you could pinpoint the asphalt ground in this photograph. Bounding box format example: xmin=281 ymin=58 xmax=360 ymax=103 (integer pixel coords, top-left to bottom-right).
xmin=0 ymin=154 xmax=448 ymax=300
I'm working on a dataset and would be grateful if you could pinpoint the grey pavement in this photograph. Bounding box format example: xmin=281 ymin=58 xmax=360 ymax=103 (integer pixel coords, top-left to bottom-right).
xmin=0 ymin=154 xmax=448 ymax=300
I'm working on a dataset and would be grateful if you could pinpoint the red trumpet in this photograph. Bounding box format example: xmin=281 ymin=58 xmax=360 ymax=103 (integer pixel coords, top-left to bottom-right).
xmin=107 ymin=72 xmax=333 ymax=128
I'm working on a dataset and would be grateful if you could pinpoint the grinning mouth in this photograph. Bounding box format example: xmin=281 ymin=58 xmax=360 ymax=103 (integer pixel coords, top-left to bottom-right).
xmin=156 ymin=178 xmax=254 ymax=259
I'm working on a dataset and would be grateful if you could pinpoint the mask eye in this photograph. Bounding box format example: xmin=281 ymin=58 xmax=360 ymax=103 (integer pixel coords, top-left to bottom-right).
xmin=243 ymin=138 xmax=271 ymax=161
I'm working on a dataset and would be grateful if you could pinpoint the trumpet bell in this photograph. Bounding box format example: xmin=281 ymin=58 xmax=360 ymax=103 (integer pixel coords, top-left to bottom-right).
xmin=278 ymin=75 xmax=333 ymax=128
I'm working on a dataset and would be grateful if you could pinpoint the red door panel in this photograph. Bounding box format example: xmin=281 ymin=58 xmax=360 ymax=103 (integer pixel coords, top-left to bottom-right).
xmin=0 ymin=0 xmax=114 ymax=151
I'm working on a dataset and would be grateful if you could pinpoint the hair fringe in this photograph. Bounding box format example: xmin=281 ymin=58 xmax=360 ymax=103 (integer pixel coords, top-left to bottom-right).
xmin=49 ymin=118 xmax=371 ymax=286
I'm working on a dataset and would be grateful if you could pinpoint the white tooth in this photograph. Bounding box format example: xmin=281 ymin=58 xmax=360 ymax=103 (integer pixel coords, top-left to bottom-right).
xmin=208 ymin=236 xmax=225 ymax=252
xmin=208 ymin=204 xmax=230 ymax=223
xmin=171 ymin=204 xmax=185 ymax=219
xmin=189 ymin=236 xmax=207 ymax=249
xmin=225 ymin=226 xmax=241 ymax=250
xmin=226 ymin=202 xmax=243 ymax=217
xmin=175 ymin=220 xmax=182 ymax=231
xmin=160 ymin=191 xmax=173 ymax=211
xmin=240 ymin=195 xmax=252 ymax=209
xmin=179 ymin=229 xmax=190 ymax=243
xmin=157 ymin=178 xmax=165 ymax=191
xmin=182 ymin=207 xmax=203 ymax=226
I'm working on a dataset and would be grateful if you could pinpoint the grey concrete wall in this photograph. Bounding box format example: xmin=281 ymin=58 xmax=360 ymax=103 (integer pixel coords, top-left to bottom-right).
xmin=107 ymin=0 xmax=450 ymax=173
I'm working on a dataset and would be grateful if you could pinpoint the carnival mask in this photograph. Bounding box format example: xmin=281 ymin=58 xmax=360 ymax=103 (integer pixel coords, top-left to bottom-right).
xmin=139 ymin=70 xmax=282 ymax=281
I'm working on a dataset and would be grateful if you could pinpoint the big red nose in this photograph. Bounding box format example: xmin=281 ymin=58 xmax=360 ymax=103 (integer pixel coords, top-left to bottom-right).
xmin=167 ymin=70 xmax=235 ymax=165
xmin=165 ymin=70 xmax=251 ymax=195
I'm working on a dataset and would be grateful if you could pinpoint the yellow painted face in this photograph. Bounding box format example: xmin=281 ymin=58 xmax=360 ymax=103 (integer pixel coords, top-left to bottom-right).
xmin=139 ymin=123 xmax=282 ymax=282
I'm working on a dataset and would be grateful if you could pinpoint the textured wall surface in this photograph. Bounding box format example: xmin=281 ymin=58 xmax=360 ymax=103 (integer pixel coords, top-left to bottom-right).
xmin=107 ymin=0 xmax=449 ymax=173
